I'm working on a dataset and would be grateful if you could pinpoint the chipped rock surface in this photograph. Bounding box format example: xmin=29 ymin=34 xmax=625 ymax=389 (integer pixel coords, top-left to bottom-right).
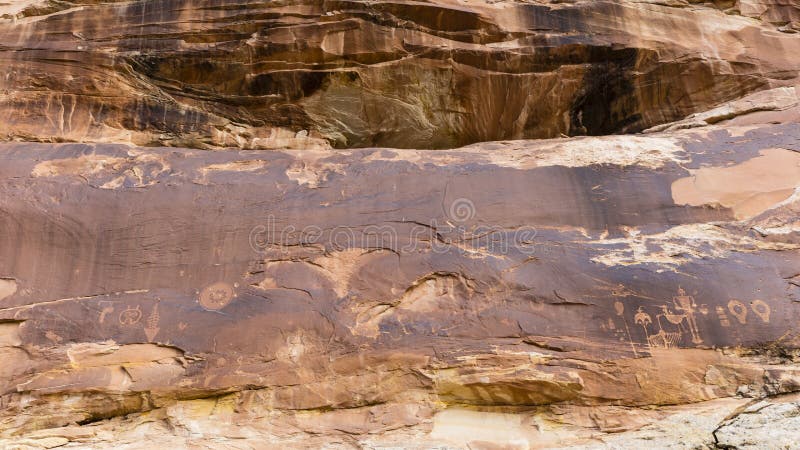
xmin=1 ymin=1 xmax=800 ymax=449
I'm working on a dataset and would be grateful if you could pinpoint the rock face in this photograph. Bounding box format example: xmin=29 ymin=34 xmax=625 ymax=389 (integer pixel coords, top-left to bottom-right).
xmin=1 ymin=1 xmax=800 ymax=449
xmin=1 ymin=0 xmax=799 ymax=149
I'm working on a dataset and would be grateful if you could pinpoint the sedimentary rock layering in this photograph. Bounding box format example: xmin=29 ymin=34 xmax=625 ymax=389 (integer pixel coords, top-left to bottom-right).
xmin=2 ymin=0 xmax=800 ymax=148
xmin=2 ymin=93 xmax=800 ymax=447
xmin=1 ymin=0 xmax=800 ymax=448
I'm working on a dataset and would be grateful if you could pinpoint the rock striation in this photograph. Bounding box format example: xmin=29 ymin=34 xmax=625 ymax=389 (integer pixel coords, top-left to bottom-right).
xmin=1 ymin=1 xmax=800 ymax=449
xmin=1 ymin=0 xmax=799 ymax=149
xmin=1 ymin=89 xmax=800 ymax=446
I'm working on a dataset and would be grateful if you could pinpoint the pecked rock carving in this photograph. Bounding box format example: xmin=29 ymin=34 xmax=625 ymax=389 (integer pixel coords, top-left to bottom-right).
xmin=1 ymin=111 xmax=800 ymax=446
xmin=1 ymin=0 xmax=800 ymax=448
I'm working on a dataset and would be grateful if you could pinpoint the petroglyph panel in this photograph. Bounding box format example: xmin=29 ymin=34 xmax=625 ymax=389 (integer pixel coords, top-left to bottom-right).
xmin=1 ymin=120 xmax=800 ymax=445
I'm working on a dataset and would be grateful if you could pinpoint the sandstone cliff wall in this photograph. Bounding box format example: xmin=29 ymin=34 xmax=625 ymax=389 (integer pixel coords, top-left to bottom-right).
xmin=1 ymin=0 xmax=799 ymax=149
xmin=1 ymin=1 xmax=800 ymax=448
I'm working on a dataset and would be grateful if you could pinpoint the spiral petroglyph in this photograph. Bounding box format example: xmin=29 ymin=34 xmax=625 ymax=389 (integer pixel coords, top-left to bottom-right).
xmin=448 ymin=198 xmax=476 ymax=222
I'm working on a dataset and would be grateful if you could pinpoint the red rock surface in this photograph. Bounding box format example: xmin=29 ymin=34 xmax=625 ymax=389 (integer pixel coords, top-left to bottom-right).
xmin=1 ymin=1 xmax=800 ymax=448
xmin=2 ymin=0 xmax=799 ymax=148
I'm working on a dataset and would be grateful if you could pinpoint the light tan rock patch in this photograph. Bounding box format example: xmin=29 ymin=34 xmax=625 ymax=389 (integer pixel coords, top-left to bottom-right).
xmin=672 ymin=148 xmax=800 ymax=220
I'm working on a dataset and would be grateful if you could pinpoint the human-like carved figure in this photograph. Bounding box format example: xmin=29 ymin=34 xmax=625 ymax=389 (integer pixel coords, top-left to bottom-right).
xmin=630 ymin=288 xmax=706 ymax=348
xmin=669 ymin=288 xmax=704 ymax=345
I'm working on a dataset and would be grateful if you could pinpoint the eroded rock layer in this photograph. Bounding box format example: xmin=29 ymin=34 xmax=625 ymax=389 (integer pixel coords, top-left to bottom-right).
xmin=2 ymin=0 xmax=800 ymax=447
xmin=1 ymin=93 xmax=800 ymax=446
xmin=1 ymin=0 xmax=799 ymax=148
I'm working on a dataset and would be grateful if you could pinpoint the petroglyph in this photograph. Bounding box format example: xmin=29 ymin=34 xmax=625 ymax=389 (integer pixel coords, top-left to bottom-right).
xmin=2 ymin=0 xmax=800 ymax=445
xmin=633 ymin=305 xmax=681 ymax=349
xmin=199 ymin=282 xmax=235 ymax=310
xmin=716 ymin=306 xmax=732 ymax=327
xmin=614 ymin=301 xmax=639 ymax=357
xmin=98 ymin=301 xmax=114 ymax=324
xmin=668 ymin=288 xmax=706 ymax=345
xmin=118 ymin=305 xmax=142 ymax=326
xmin=750 ymin=300 xmax=771 ymax=323
xmin=616 ymin=290 xmax=777 ymax=351
xmin=617 ymin=288 xmax=715 ymax=349
xmin=144 ymin=302 xmax=161 ymax=342
xmin=728 ymin=300 xmax=748 ymax=325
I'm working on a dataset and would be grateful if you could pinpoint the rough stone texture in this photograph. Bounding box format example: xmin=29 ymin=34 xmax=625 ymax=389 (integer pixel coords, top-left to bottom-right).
xmin=1 ymin=1 xmax=800 ymax=449
xmin=1 ymin=0 xmax=800 ymax=149
xmin=713 ymin=393 xmax=800 ymax=449
xmin=1 ymin=100 xmax=800 ymax=446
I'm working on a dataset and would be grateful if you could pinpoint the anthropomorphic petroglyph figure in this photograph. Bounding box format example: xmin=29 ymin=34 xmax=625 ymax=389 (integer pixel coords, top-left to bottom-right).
xmin=670 ymin=288 xmax=704 ymax=344
xmin=634 ymin=288 xmax=705 ymax=348
xmin=634 ymin=307 xmax=651 ymax=330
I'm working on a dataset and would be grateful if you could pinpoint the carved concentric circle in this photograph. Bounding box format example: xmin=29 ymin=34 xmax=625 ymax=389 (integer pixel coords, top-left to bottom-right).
xmin=448 ymin=198 xmax=475 ymax=222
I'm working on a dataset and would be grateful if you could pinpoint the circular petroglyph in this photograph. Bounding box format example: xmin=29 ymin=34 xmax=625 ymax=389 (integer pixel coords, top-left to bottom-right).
xmin=728 ymin=300 xmax=748 ymax=324
xmin=750 ymin=299 xmax=770 ymax=323
xmin=199 ymin=282 xmax=235 ymax=310
xmin=118 ymin=305 xmax=142 ymax=325
xmin=448 ymin=198 xmax=476 ymax=222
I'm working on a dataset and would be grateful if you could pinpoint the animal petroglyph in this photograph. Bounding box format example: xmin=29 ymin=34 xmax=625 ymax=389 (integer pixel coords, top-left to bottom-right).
xmin=635 ymin=306 xmax=679 ymax=349
xmin=728 ymin=300 xmax=748 ymax=324
xmin=199 ymin=282 xmax=235 ymax=310
xmin=622 ymin=288 xmax=708 ymax=349
xmin=617 ymin=291 xmax=775 ymax=350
